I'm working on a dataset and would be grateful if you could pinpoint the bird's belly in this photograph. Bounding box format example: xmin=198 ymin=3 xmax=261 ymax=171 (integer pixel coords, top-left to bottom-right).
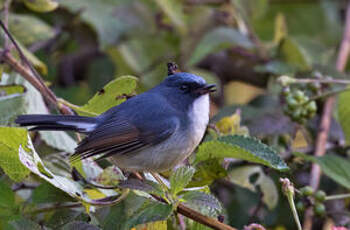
xmin=110 ymin=131 xmax=194 ymax=172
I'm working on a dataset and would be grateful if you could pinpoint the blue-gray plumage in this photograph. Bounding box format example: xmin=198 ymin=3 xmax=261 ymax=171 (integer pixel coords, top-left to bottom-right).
xmin=15 ymin=72 xmax=216 ymax=172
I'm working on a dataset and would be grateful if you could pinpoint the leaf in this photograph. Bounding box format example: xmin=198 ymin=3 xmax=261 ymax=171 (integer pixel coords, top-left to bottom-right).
xmin=9 ymin=14 xmax=55 ymax=46
xmin=0 ymin=85 xmax=25 ymax=95
xmin=39 ymin=131 xmax=77 ymax=154
xmin=100 ymin=193 xmax=172 ymax=230
xmin=17 ymin=131 xmax=120 ymax=205
xmin=189 ymin=159 xmax=227 ymax=187
xmin=274 ymin=13 xmax=288 ymax=44
xmin=32 ymin=181 xmax=74 ymax=204
xmin=153 ymin=0 xmax=186 ymax=33
xmin=0 ymin=94 xmax=26 ymax=126
xmin=279 ymin=37 xmax=311 ymax=70
xmin=170 ymin=166 xmax=195 ymax=195
xmin=1 ymin=73 xmax=77 ymax=153
xmin=228 ymin=166 xmax=278 ymax=210
xmin=60 ymin=0 xmax=150 ymax=48
xmin=135 ymin=221 xmax=167 ymax=230
xmin=294 ymin=152 xmax=350 ymax=189
xmin=23 ymin=0 xmax=59 ymax=12
xmin=0 ymin=179 xmax=17 ymax=219
xmin=338 ymin=89 xmax=350 ymax=144
xmin=182 ymin=191 xmax=222 ymax=216
xmin=196 ymin=135 xmax=289 ymax=171
xmin=79 ymin=76 xmax=138 ymax=115
xmin=0 ymin=127 xmax=30 ymax=181
xmin=216 ymin=111 xmax=249 ymax=135
xmin=189 ymin=27 xmax=254 ymax=66
xmin=61 ymin=221 xmax=100 ymax=230
xmin=8 ymin=218 xmax=42 ymax=230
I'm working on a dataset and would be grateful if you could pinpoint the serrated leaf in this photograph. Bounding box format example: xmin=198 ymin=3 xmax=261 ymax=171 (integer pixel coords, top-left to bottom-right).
xmin=196 ymin=135 xmax=289 ymax=171
xmin=279 ymin=37 xmax=311 ymax=71
xmin=9 ymin=14 xmax=55 ymax=46
xmin=0 ymin=94 xmax=26 ymax=125
xmin=0 ymin=127 xmax=30 ymax=181
xmin=100 ymin=193 xmax=172 ymax=230
xmin=189 ymin=27 xmax=254 ymax=66
xmin=294 ymin=152 xmax=350 ymax=189
xmin=189 ymin=159 xmax=227 ymax=187
xmin=78 ymin=76 xmax=138 ymax=115
xmin=338 ymin=89 xmax=350 ymax=144
xmin=182 ymin=191 xmax=222 ymax=216
xmin=170 ymin=166 xmax=195 ymax=195
xmin=228 ymin=166 xmax=278 ymax=210
xmin=23 ymin=0 xmax=58 ymax=12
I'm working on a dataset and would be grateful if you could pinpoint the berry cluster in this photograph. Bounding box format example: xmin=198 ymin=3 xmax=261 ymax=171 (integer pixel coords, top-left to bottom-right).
xmin=296 ymin=186 xmax=326 ymax=216
xmin=282 ymin=87 xmax=317 ymax=124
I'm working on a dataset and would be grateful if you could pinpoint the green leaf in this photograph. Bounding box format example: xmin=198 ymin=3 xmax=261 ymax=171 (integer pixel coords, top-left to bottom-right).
xmin=100 ymin=193 xmax=172 ymax=230
xmin=23 ymin=0 xmax=59 ymax=12
xmin=228 ymin=166 xmax=278 ymax=210
xmin=32 ymin=181 xmax=74 ymax=204
xmin=279 ymin=37 xmax=311 ymax=70
xmin=170 ymin=166 xmax=195 ymax=195
xmin=1 ymin=73 xmax=77 ymax=153
xmin=60 ymin=0 xmax=150 ymax=48
xmin=9 ymin=14 xmax=55 ymax=46
xmin=182 ymin=191 xmax=222 ymax=216
xmin=196 ymin=135 xmax=289 ymax=171
xmin=189 ymin=159 xmax=227 ymax=187
xmin=0 ymin=127 xmax=30 ymax=181
xmin=0 ymin=85 xmax=25 ymax=95
xmin=153 ymin=0 xmax=186 ymax=34
xmin=338 ymin=89 xmax=350 ymax=144
xmin=0 ymin=179 xmax=17 ymax=220
xmin=79 ymin=76 xmax=138 ymax=115
xmin=0 ymin=94 xmax=26 ymax=126
xmin=295 ymin=152 xmax=350 ymax=189
xmin=189 ymin=27 xmax=254 ymax=66
xmin=8 ymin=218 xmax=41 ymax=230
xmin=17 ymin=131 xmax=120 ymax=205
xmin=61 ymin=221 xmax=100 ymax=230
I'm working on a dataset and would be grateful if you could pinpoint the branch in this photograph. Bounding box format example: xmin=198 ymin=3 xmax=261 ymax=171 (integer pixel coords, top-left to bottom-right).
xmin=303 ymin=2 xmax=350 ymax=230
xmin=2 ymin=0 xmax=11 ymax=50
xmin=177 ymin=204 xmax=237 ymax=230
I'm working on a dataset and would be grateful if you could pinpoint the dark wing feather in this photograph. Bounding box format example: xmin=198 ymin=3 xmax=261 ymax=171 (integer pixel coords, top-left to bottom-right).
xmin=71 ymin=92 xmax=180 ymax=161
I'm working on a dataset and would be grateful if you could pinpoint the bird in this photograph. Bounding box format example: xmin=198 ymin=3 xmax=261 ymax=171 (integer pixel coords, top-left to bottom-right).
xmin=15 ymin=72 xmax=216 ymax=172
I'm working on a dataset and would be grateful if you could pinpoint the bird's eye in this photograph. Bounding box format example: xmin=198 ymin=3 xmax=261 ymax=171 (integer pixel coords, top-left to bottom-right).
xmin=180 ymin=85 xmax=189 ymax=91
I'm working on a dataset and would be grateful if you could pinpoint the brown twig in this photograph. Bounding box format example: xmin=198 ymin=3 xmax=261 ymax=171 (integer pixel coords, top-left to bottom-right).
xmin=302 ymin=2 xmax=350 ymax=230
xmin=2 ymin=0 xmax=11 ymax=51
xmin=177 ymin=204 xmax=236 ymax=230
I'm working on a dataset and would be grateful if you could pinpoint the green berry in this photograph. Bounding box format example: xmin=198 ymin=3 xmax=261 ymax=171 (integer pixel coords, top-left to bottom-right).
xmin=314 ymin=190 xmax=326 ymax=202
xmin=287 ymin=96 xmax=298 ymax=109
xmin=314 ymin=202 xmax=326 ymax=216
xmin=294 ymin=90 xmax=305 ymax=102
xmin=296 ymin=201 xmax=305 ymax=212
xmin=300 ymin=186 xmax=314 ymax=196
xmin=307 ymin=101 xmax=317 ymax=113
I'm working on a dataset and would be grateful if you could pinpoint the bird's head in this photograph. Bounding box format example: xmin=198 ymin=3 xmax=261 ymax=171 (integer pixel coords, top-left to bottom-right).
xmin=157 ymin=72 xmax=216 ymax=111
xmin=162 ymin=72 xmax=216 ymax=97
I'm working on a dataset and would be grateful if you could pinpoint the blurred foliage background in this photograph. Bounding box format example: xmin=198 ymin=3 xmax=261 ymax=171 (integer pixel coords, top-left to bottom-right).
xmin=2 ymin=0 xmax=350 ymax=229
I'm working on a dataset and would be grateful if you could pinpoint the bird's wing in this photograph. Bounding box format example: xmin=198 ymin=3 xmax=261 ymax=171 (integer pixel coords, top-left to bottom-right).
xmin=71 ymin=96 xmax=180 ymax=161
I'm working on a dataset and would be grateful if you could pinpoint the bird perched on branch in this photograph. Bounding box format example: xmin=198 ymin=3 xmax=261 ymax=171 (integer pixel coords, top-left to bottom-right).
xmin=16 ymin=71 xmax=216 ymax=172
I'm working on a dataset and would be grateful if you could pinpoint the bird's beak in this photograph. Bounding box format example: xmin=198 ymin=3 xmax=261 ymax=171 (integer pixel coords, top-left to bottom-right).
xmin=196 ymin=84 xmax=216 ymax=95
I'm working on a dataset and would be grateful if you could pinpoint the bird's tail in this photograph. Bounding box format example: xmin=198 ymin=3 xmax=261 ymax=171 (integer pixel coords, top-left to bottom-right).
xmin=15 ymin=114 xmax=98 ymax=133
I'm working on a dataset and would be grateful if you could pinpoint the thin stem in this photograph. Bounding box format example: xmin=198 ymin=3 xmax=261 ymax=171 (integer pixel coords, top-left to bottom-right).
xmin=293 ymin=78 xmax=350 ymax=85
xmin=3 ymin=0 xmax=12 ymax=50
xmin=325 ymin=193 xmax=350 ymax=201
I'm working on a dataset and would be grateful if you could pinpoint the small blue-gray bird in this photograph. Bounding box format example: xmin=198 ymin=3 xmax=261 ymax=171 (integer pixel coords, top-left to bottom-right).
xmin=15 ymin=72 xmax=216 ymax=172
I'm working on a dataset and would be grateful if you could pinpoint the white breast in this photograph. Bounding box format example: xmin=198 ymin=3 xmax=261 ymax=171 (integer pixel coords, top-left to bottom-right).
xmin=188 ymin=94 xmax=210 ymax=147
